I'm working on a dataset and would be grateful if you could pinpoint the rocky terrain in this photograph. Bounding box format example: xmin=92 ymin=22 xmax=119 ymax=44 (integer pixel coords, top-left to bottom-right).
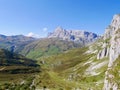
xmin=103 ymin=14 xmax=120 ymax=90
xmin=48 ymin=26 xmax=99 ymax=45
xmin=94 ymin=14 xmax=120 ymax=90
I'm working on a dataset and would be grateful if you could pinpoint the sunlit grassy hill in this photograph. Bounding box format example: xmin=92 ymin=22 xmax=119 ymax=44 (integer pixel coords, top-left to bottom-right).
xmin=21 ymin=38 xmax=82 ymax=59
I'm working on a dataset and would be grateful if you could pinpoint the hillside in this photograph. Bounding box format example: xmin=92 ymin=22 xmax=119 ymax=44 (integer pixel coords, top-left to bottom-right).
xmin=35 ymin=40 xmax=109 ymax=90
xmin=0 ymin=48 xmax=40 ymax=90
xmin=0 ymin=34 xmax=35 ymax=53
xmin=21 ymin=38 xmax=82 ymax=59
xmin=0 ymin=48 xmax=39 ymax=72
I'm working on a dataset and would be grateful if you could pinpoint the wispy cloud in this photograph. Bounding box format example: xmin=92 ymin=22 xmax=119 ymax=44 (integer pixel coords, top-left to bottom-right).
xmin=26 ymin=27 xmax=48 ymax=38
xmin=27 ymin=32 xmax=40 ymax=38
xmin=42 ymin=27 xmax=48 ymax=32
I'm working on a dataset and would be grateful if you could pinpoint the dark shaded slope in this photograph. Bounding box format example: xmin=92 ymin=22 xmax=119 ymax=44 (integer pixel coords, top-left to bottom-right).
xmin=0 ymin=49 xmax=40 ymax=74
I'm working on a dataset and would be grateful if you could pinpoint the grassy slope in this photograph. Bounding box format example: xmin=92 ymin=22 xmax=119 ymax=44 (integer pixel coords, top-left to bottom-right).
xmin=0 ymin=38 xmax=81 ymax=90
xmin=0 ymin=49 xmax=40 ymax=90
xmin=35 ymin=42 xmax=109 ymax=90
xmin=107 ymin=55 xmax=120 ymax=88
xmin=21 ymin=38 xmax=82 ymax=59
xmin=0 ymin=49 xmax=39 ymax=66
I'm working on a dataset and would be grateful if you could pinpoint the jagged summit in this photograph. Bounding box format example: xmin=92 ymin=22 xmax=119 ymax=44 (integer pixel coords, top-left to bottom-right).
xmin=48 ymin=26 xmax=99 ymax=45
xmin=54 ymin=26 xmax=64 ymax=32
xmin=104 ymin=14 xmax=120 ymax=38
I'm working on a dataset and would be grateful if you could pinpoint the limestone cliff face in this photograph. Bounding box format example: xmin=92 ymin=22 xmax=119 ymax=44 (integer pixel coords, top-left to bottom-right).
xmin=103 ymin=14 xmax=120 ymax=90
xmin=48 ymin=26 xmax=99 ymax=45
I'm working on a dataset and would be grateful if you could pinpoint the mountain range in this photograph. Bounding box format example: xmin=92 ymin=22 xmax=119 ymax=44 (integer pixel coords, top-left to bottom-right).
xmin=0 ymin=27 xmax=99 ymax=59
xmin=0 ymin=34 xmax=35 ymax=53
xmin=0 ymin=14 xmax=120 ymax=90
xmin=48 ymin=26 xmax=99 ymax=45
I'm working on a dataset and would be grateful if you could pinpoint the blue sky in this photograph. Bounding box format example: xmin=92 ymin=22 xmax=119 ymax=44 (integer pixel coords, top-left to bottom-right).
xmin=0 ymin=0 xmax=120 ymax=37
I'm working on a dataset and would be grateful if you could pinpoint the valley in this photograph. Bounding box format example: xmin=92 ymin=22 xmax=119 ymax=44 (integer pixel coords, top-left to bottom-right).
xmin=0 ymin=14 xmax=120 ymax=90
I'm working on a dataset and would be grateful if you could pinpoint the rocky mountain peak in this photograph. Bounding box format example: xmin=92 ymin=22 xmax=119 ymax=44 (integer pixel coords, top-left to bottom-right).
xmin=48 ymin=26 xmax=70 ymax=39
xmin=104 ymin=14 xmax=120 ymax=40
xmin=48 ymin=27 xmax=99 ymax=45
xmin=54 ymin=26 xmax=64 ymax=32
xmin=111 ymin=14 xmax=120 ymax=29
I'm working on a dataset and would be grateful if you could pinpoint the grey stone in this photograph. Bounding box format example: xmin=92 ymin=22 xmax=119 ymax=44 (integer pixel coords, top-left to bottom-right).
xmin=48 ymin=26 xmax=99 ymax=45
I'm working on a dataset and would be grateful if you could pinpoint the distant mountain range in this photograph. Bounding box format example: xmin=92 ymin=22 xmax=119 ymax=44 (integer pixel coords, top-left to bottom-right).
xmin=0 ymin=34 xmax=35 ymax=53
xmin=48 ymin=26 xmax=99 ymax=45
xmin=0 ymin=28 xmax=99 ymax=59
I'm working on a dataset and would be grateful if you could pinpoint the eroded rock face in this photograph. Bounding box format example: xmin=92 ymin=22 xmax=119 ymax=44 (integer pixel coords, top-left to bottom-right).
xmin=97 ymin=47 xmax=109 ymax=60
xmin=104 ymin=14 xmax=120 ymax=39
xmin=48 ymin=26 xmax=99 ymax=45
xmin=103 ymin=14 xmax=120 ymax=90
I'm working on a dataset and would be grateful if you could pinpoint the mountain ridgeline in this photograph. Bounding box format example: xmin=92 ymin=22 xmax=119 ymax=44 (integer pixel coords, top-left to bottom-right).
xmin=0 ymin=34 xmax=35 ymax=53
xmin=20 ymin=28 xmax=99 ymax=59
xmin=0 ymin=28 xmax=99 ymax=60
xmin=48 ymin=26 xmax=99 ymax=45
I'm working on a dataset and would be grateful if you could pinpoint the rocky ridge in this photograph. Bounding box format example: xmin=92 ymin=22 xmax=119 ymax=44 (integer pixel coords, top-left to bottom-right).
xmin=103 ymin=14 xmax=120 ymax=90
xmin=97 ymin=14 xmax=120 ymax=90
xmin=48 ymin=27 xmax=99 ymax=45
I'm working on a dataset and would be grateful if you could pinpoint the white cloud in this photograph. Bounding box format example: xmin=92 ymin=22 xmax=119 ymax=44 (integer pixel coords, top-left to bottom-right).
xmin=27 ymin=32 xmax=40 ymax=38
xmin=43 ymin=27 xmax=48 ymax=32
xmin=26 ymin=27 xmax=48 ymax=38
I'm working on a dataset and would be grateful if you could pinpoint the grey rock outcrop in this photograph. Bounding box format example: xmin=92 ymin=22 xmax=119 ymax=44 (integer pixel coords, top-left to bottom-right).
xmin=97 ymin=46 xmax=109 ymax=60
xmin=103 ymin=14 xmax=120 ymax=90
xmin=48 ymin=26 xmax=99 ymax=45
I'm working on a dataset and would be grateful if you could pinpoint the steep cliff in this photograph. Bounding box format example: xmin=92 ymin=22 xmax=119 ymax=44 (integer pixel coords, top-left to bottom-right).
xmin=101 ymin=14 xmax=120 ymax=90
xmin=48 ymin=26 xmax=99 ymax=45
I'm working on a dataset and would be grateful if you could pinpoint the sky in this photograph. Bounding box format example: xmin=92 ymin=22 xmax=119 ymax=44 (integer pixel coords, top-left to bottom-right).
xmin=0 ymin=0 xmax=120 ymax=38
